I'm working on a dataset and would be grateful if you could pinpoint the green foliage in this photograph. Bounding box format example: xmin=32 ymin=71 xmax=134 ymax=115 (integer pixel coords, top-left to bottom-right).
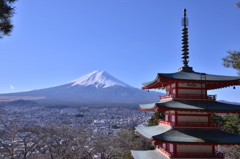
xmin=210 ymin=113 xmax=223 ymax=123
xmin=148 ymin=112 xmax=165 ymax=126
xmin=123 ymin=153 xmax=133 ymax=159
xmin=211 ymin=113 xmax=240 ymax=134
xmin=112 ymin=124 xmax=120 ymax=129
xmin=236 ymin=2 xmax=240 ymax=7
xmin=0 ymin=0 xmax=17 ymax=38
xmin=222 ymin=114 xmax=240 ymax=134
xmin=115 ymin=127 xmax=154 ymax=158
xmin=222 ymin=50 xmax=240 ymax=75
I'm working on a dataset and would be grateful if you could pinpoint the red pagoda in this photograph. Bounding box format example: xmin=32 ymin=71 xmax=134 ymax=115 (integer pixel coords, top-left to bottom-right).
xmin=131 ymin=9 xmax=240 ymax=159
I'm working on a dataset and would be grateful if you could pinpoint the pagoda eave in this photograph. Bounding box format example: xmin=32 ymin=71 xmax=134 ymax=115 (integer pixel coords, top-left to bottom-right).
xmin=131 ymin=150 xmax=169 ymax=159
xmin=139 ymin=100 xmax=240 ymax=113
xmin=142 ymin=71 xmax=240 ymax=90
xmin=136 ymin=125 xmax=240 ymax=145
xmin=142 ymin=79 xmax=240 ymax=90
xmin=140 ymin=107 xmax=240 ymax=114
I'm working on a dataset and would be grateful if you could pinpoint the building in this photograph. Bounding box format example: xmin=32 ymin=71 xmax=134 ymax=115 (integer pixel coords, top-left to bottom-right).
xmin=131 ymin=9 xmax=240 ymax=159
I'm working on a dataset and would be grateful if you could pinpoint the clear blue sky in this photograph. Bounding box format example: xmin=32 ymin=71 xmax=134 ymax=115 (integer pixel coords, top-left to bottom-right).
xmin=1 ymin=0 xmax=240 ymax=102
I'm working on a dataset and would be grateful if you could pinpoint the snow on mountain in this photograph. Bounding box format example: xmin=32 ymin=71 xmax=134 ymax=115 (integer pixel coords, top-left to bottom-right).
xmin=70 ymin=70 xmax=134 ymax=88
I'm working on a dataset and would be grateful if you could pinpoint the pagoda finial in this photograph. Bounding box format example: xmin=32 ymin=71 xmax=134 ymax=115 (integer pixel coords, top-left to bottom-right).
xmin=178 ymin=9 xmax=193 ymax=72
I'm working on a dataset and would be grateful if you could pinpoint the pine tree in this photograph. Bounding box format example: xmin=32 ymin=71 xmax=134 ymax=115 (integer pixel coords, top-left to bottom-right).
xmin=0 ymin=0 xmax=17 ymax=38
xmin=148 ymin=112 xmax=164 ymax=126
xmin=222 ymin=50 xmax=240 ymax=75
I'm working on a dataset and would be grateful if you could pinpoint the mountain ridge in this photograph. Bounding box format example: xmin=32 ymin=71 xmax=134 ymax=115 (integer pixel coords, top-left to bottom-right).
xmin=0 ymin=71 xmax=163 ymax=106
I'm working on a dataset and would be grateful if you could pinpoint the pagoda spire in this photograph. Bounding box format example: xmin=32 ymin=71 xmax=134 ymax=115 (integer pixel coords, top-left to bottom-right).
xmin=178 ymin=9 xmax=193 ymax=72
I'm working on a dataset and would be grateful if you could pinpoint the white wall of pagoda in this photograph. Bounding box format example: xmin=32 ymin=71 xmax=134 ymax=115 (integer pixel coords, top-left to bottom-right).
xmin=165 ymin=83 xmax=207 ymax=98
xmin=177 ymin=145 xmax=212 ymax=153
xmin=178 ymin=83 xmax=205 ymax=88
xmin=178 ymin=116 xmax=208 ymax=122
xmin=164 ymin=111 xmax=210 ymax=124
xmin=178 ymin=89 xmax=205 ymax=95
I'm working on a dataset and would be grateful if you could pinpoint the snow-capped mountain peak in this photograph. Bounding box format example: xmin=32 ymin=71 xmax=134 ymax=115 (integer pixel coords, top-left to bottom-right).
xmin=70 ymin=70 xmax=134 ymax=88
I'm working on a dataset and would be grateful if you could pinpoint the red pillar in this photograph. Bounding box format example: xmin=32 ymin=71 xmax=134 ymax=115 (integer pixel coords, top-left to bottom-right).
xmin=175 ymin=111 xmax=178 ymax=126
xmin=176 ymin=82 xmax=178 ymax=98
xmin=173 ymin=143 xmax=177 ymax=157
xmin=212 ymin=145 xmax=215 ymax=155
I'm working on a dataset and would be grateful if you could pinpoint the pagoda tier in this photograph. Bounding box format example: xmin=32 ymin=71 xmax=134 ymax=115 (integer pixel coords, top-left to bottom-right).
xmin=142 ymin=71 xmax=240 ymax=90
xmin=135 ymin=125 xmax=240 ymax=145
xmin=139 ymin=99 xmax=240 ymax=113
xmin=131 ymin=148 xmax=224 ymax=159
xmin=131 ymin=150 xmax=169 ymax=159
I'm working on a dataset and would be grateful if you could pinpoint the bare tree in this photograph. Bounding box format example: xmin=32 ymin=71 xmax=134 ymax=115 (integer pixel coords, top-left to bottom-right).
xmin=220 ymin=145 xmax=240 ymax=159
xmin=91 ymin=134 xmax=121 ymax=159
xmin=0 ymin=119 xmax=21 ymax=159
xmin=32 ymin=124 xmax=92 ymax=159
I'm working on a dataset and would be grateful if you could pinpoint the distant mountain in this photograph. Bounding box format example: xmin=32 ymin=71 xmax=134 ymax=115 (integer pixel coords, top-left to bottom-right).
xmin=0 ymin=71 xmax=163 ymax=106
xmin=3 ymin=99 xmax=38 ymax=106
xmin=218 ymin=100 xmax=240 ymax=105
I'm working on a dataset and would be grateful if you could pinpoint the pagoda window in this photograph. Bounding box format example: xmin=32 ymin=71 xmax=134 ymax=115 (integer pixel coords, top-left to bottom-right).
xmin=169 ymin=143 xmax=174 ymax=152
xmin=165 ymin=114 xmax=168 ymax=121
xmin=166 ymin=85 xmax=171 ymax=89
xmin=171 ymin=115 xmax=175 ymax=122
xmin=162 ymin=143 xmax=166 ymax=149
xmin=172 ymin=89 xmax=176 ymax=93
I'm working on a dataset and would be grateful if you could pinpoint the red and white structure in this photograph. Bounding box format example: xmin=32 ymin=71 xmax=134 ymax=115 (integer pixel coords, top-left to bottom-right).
xmin=131 ymin=9 xmax=240 ymax=159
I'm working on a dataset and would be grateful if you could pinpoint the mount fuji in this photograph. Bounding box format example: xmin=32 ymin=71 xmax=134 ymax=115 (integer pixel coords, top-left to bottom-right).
xmin=0 ymin=71 xmax=163 ymax=106
xmin=69 ymin=70 xmax=134 ymax=89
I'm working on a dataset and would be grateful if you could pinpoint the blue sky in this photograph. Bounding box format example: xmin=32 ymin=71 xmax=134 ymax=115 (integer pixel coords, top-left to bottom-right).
xmin=1 ymin=0 xmax=240 ymax=102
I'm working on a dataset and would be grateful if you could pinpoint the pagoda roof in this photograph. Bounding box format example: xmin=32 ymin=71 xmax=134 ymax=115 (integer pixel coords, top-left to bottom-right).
xmin=139 ymin=99 xmax=240 ymax=113
xmin=142 ymin=71 xmax=240 ymax=89
xmin=131 ymin=150 xmax=169 ymax=159
xmin=136 ymin=125 xmax=240 ymax=144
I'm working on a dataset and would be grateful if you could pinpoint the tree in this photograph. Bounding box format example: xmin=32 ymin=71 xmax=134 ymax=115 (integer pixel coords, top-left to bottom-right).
xmin=237 ymin=2 xmax=240 ymax=8
xmin=148 ymin=112 xmax=164 ymax=126
xmin=222 ymin=50 xmax=240 ymax=75
xmin=211 ymin=113 xmax=240 ymax=158
xmin=211 ymin=113 xmax=240 ymax=134
xmin=0 ymin=0 xmax=17 ymax=38
xmin=33 ymin=124 xmax=92 ymax=159
xmin=113 ymin=127 xmax=154 ymax=159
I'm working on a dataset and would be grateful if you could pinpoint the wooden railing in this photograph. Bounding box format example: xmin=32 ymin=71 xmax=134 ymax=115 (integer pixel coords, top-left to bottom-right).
xmin=160 ymin=94 xmax=175 ymax=100
xmin=158 ymin=119 xmax=218 ymax=128
xmin=158 ymin=119 xmax=173 ymax=127
xmin=160 ymin=94 xmax=216 ymax=100
xmin=156 ymin=147 xmax=171 ymax=157
xmin=156 ymin=146 xmax=224 ymax=158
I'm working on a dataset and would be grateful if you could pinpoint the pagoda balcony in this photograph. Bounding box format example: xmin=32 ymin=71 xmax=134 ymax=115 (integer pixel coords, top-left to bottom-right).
xmin=160 ymin=94 xmax=216 ymax=100
xmin=158 ymin=119 xmax=218 ymax=128
xmin=158 ymin=119 xmax=173 ymax=127
xmin=157 ymin=146 xmax=224 ymax=158
xmin=156 ymin=147 xmax=171 ymax=157
xmin=172 ymin=152 xmax=224 ymax=158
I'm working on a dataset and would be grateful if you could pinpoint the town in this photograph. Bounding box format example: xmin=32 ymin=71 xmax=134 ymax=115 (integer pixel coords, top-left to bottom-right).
xmin=0 ymin=103 xmax=154 ymax=158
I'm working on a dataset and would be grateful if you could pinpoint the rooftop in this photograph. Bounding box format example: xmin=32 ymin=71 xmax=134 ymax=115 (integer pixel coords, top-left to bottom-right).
xmin=136 ymin=125 xmax=240 ymax=144
xmin=139 ymin=99 xmax=240 ymax=113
